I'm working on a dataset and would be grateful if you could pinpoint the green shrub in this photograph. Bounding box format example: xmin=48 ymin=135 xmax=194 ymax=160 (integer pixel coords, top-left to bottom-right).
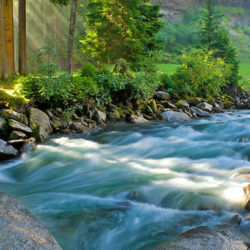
xmin=15 ymin=72 xmax=73 ymax=106
xmin=172 ymin=51 xmax=232 ymax=97
xmin=96 ymin=69 xmax=127 ymax=104
xmin=128 ymin=72 xmax=160 ymax=99
xmin=80 ymin=62 xmax=97 ymax=78
xmin=72 ymin=76 xmax=99 ymax=101
xmin=159 ymin=73 xmax=176 ymax=91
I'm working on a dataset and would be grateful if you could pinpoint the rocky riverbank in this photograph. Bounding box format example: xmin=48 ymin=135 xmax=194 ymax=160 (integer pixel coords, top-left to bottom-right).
xmin=0 ymin=90 xmax=250 ymax=161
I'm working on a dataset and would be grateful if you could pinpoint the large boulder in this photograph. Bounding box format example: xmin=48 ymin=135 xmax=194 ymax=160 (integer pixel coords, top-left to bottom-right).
xmin=1 ymin=109 xmax=28 ymax=125
xmin=7 ymin=139 xmax=26 ymax=150
xmin=0 ymin=193 xmax=62 ymax=249
xmin=191 ymin=107 xmax=211 ymax=117
xmin=69 ymin=122 xmax=91 ymax=133
xmin=0 ymin=116 xmax=8 ymax=138
xmin=8 ymin=119 xmax=32 ymax=134
xmin=160 ymin=111 xmax=192 ymax=122
xmin=93 ymin=110 xmax=107 ymax=124
xmin=197 ymin=102 xmax=213 ymax=112
xmin=243 ymin=184 xmax=250 ymax=211
xmin=213 ymin=103 xmax=223 ymax=113
xmin=29 ymin=108 xmax=53 ymax=143
xmin=20 ymin=137 xmax=37 ymax=153
xmin=8 ymin=130 xmax=27 ymax=140
xmin=176 ymin=100 xmax=189 ymax=109
xmin=156 ymin=226 xmax=248 ymax=250
xmin=129 ymin=115 xmax=150 ymax=125
xmin=0 ymin=139 xmax=18 ymax=160
xmin=155 ymin=91 xmax=171 ymax=100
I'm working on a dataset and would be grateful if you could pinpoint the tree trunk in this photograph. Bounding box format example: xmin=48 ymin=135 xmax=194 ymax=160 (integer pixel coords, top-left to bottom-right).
xmin=0 ymin=0 xmax=5 ymax=78
xmin=1 ymin=0 xmax=15 ymax=75
xmin=18 ymin=0 xmax=27 ymax=75
xmin=67 ymin=0 xmax=78 ymax=74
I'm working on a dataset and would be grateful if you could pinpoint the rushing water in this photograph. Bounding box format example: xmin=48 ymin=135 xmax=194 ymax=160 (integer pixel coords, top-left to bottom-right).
xmin=0 ymin=111 xmax=250 ymax=249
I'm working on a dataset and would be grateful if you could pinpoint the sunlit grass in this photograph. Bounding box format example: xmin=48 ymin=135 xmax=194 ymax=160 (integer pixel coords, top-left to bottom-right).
xmin=157 ymin=64 xmax=179 ymax=75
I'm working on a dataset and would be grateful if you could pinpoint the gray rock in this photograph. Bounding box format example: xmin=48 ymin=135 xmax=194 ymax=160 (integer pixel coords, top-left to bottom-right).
xmin=229 ymin=214 xmax=241 ymax=226
xmin=8 ymin=130 xmax=27 ymax=140
xmin=243 ymin=184 xmax=250 ymax=211
xmin=29 ymin=108 xmax=53 ymax=143
xmin=126 ymin=191 xmax=146 ymax=202
xmin=190 ymin=98 xmax=202 ymax=106
xmin=155 ymin=91 xmax=171 ymax=100
xmin=214 ymin=103 xmax=223 ymax=113
xmin=69 ymin=122 xmax=91 ymax=133
xmin=0 ymin=193 xmax=62 ymax=250
xmin=0 ymin=139 xmax=18 ymax=160
xmin=162 ymin=101 xmax=177 ymax=109
xmin=8 ymin=119 xmax=32 ymax=134
xmin=197 ymin=102 xmax=213 ymax=112
xmin=93 ymin=111 xmax=107 ymax=124
xmin=0 ymin=116 xmax=8 ymax=138
xmin=1 ymin=109 xmax=28 ymax=125
xmin=191 ymin=107 xmax=211 ymax=117
xmin=20 ymin=138 xmax=37 ymax=153
xmin=130 ymin=115 xmax=150 ymax=124
xmin=176 ymin=100 xmax=189 ymax=109
xmin=7 ymin=139 xmax=26 ymax=150
xmin=160 ymin=111 xmax=192 ymax=122
xmin=156 ymin=226 xmax=248 ymax=250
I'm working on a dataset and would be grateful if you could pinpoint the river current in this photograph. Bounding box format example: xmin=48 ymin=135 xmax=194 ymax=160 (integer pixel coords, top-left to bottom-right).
xmin=0 ymin=110 xmax=250 ymax=249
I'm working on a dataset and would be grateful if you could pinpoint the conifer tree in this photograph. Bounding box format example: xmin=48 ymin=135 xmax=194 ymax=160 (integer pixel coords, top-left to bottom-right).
xmin=200 ymin=0 xmax=239 ymax=88
xmin=82 ymin=0 xmax=163 ymax=70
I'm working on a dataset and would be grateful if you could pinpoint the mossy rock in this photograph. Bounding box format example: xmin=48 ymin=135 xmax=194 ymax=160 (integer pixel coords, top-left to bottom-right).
xmin=176 ymin=100 xmax=189 ymax=109
xmin=223 ymin=100 xmax=233 ymax=109
xmin=0 ymin=117 xmax=8 ymax=138
xmin=0 ymin=90 xmax=27 ymax=109
xmin=147 ymin=99 xmax=158 ymax=113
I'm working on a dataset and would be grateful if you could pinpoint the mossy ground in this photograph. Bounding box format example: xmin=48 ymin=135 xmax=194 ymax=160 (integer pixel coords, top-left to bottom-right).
xmin=0 ymin=78 xmax=27 ymax=109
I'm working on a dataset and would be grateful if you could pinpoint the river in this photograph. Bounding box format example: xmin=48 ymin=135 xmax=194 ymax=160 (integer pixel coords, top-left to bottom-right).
xmin=0 ymin=110 xmax=249 ymax=249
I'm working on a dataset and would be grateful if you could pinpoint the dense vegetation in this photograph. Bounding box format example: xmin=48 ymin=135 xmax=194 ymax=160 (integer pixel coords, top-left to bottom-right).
xmin=0 ymin=0 xmax=249 ymax=117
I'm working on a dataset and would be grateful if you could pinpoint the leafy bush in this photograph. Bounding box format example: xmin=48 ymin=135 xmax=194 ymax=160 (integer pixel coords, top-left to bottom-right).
xmin=72 ymin=76 xmax=99 ymax=101
xmin=128 ymin=72 xmax=160 ymax=99
xmin=159 ymin=73 xmax=176 ymax=91
xmin=80 ymin=62 xmax=97 ymax=78
xmin=96 ymin=69 xmax=127 ymax=103
xmin=15 ymin=72 xmax=73 ymax=106
xmin=172 ymin=51 xmax=232 ymax=97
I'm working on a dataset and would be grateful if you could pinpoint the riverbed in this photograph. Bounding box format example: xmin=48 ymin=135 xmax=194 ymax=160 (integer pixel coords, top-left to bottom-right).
xmin=0 ymin=110 xmax=249 ymax=249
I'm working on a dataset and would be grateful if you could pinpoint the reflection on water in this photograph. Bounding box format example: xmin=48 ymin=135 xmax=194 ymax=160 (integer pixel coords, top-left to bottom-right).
xmin=0 ymin=110 xmax=249 ymax=250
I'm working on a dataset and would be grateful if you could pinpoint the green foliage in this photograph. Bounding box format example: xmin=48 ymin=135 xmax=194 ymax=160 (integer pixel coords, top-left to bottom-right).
xmin=156 ymin=8 xmax=202 ymax=62
xmin=199 ymin=0 xmax=240 ymax=87
xmin=37 ymin=41 xmax=62 ymax=76
xmin=49 ymin=0 xmax=69 ymax=5
xmin=96 ymin=69 xmax=127 ymax=103
xmin=15 ymin=72 xmax=73 ymax=106
xmin=128 ymin=71 xmax=160 ymax=99
xmin=172 ymin=51 xmax=232 ymax=97
xmin=80 ymin=62 xmax=97 ymax=78
xmin=0 ymin=89 xmax=27 ymax=108
xmin=81 ymin=0 xmax=163 ymax=70
xmin=243 ymin=25 xmax=250 ymax=36
xmin=159 ymin=73 xmax=176 ymax=91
